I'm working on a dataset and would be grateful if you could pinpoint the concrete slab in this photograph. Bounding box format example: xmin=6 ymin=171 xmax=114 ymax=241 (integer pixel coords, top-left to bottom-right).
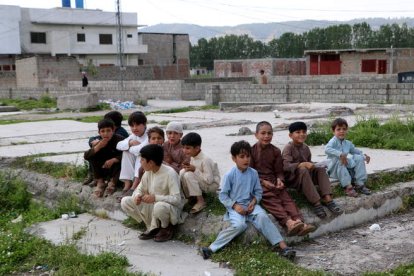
xmin=29 ymin=213 xmax=232 ymax=276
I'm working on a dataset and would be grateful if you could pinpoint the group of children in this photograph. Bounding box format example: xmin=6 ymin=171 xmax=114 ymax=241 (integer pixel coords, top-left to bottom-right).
xmin=84 ymin=111 xmax=372 ymax=259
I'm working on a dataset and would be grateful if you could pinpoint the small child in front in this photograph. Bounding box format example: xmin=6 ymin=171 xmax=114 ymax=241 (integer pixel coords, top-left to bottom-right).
xmin=121 ymin=144 xmax=185 ymax=242
xmin=282 ymin=122 xmax=342 ymax=218
xmin=84 ymin=119 xmax=124 ymax=197
xmin=163 ymin=122 xmax=189 ymax=173
xmin=200 ymin=140 xmax=296 ymax=261
xmin=251 ymin=121 xmax=315 ymax=236
xmin=117 ymin=111 xmax=148 ymax=195
xmin=180 ymin=132 xmax=220 ymax=214
xmin=325 ymin=118 xmax=371 ymax=197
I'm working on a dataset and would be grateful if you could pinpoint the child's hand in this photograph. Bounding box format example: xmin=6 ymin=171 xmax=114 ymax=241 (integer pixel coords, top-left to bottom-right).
xmin=340 ymin=154 xmax=348 ymax=166
xmin=142 ymin=194 xmax=155 ymax=204
xmin=364 ymin=154 xmax=371 ymax=164
xmin=276 ymin=178 xmax=285 ymax=190
xmin=102 ymin=158 xmax=117 ymax=169
xmin=91 ymin=139 xmax=100 ymax=147
xmin=129 ymin=140 xmax=140 ymax=147
xmin=261 ymin=179 xmax=276 ymax=190
xmin=233 ymin=203 xmax=246 ymax=215
xmin=183 ymin=163 xmax=195 ymax=172
xmin=164 ymin=154 xmax=173 ymax=164
xmin=246 ymin=198 xmax=257 ymax=214
xmin=298 ymin=162 xmax=314 ymax=170
xmin=134 ymin=195 xmax=142 ymax=205
xmin=98 ymin=138 xmax=109 ymax=147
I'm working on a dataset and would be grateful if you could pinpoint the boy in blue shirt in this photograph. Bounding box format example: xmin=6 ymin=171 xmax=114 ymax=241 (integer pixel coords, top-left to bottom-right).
xmin=200 ymin=140 xmax=295 ymax=260
xmin=325 ymin=118 xmax=371 ymax=197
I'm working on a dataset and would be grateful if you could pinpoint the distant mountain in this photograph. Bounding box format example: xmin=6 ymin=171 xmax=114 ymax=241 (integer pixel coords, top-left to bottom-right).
xmin=139 ymin=18 xmax=414 ymax=44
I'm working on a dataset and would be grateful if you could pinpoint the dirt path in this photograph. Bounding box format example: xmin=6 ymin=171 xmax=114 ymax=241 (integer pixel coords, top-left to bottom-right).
xmin=295 ymin=209 xmax=414 ymax=275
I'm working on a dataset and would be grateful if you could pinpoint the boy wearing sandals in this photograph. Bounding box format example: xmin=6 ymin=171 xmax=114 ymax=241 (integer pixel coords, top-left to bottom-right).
xmin=251 ymin=121 xmax=315 ymax=236
xmin=325 ymin=118 xmax=371 ymax=197
xmin=180 ymin=132 xmax=220 ymax=214
xmin=121 ymin=144 xmax=185 ymax=242
xmin=200 ymin=140 xmax=296 ymax=261
xmin=116 ymin=111 xmax=148 ymax=196
xmin=282 ymin=122 xmax=343 ymax=218
xmin=84 ymin=119 xmax=124 ymax=197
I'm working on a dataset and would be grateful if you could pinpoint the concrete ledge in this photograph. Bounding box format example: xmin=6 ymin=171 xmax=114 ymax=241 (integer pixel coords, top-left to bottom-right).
xmin=57 ymin=92 xmax=98 ymax=110
xmin=219 ymin=102 xmax=288 ymax=111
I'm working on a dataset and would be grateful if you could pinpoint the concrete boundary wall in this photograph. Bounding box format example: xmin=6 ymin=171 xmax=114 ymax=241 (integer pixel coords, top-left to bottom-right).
xmin=205 ymin=82 xmax=414 ymax=105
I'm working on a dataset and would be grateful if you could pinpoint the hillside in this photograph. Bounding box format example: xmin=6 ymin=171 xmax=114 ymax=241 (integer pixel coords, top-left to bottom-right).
xmin=140 ymin=18 xmax=414 ymax=44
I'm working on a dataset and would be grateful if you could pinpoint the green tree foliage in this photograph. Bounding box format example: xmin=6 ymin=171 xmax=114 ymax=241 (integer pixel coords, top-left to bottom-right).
xmin=190 ymin=22 xmax=414 ymax=69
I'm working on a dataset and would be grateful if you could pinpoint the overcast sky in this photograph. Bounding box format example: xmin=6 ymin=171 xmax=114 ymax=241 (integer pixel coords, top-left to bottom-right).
xmin=0 ymin=0 xmax=413 ymax=27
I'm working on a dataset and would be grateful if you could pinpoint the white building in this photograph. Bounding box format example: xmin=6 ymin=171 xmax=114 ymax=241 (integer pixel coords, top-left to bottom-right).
xmin=0 ymin=4 xmax=147 ymax=70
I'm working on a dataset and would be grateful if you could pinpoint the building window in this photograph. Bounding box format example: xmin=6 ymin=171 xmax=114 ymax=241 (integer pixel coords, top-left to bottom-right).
xmin=231 ymin=62 xmax=243 ymax=73
xmin=127 ymin=34 xmax=133 ymax=38
xmin=138 ymin=59 xmax=144 ymax=65
xmin=99 ymin=34 xmax=113 ymax=45
xmin=361 ymin=59 xmax=376 ymax=72
xmin=30 ymin=32 xmax=46 ymax=44
xmin=77 ymin=33 xmax=85 ymax=42
xmin=99 ymin=64 xmax=114 ymax=67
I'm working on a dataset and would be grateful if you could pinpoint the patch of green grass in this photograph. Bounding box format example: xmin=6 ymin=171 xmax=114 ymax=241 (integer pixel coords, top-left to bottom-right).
xmin=0 ymin=95 xmax=56 ymax=110
xmin=158 ymin=120 xmax=170 ymax=125
xmin=200 ymin=237 xmax=324 ymax=275
xmin=0 ymin=172 xmax=142 ymax=275
xmin=11 ymin=156 xmax=88 ymax=182
xmin=365 ymin=262 xmax=414 ymax=276
xmin=75 ymin=115 xmax=103 ymax=123
xmin=122 ymin=217 xmax=146 ymax=231
xmin=204 ymin=192 xmax=226 ymax=216
xmin=307 ymin=116 xmax=414 ymax=151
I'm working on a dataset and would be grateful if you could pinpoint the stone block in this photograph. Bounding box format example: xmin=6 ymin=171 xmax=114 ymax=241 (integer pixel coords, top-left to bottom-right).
xmin=57 ymin=92 xmax=98 ymax=110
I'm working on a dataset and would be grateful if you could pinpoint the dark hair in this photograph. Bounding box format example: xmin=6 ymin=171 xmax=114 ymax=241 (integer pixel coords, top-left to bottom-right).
xmin=128 ymin=111 xmax=147 ymax=126
xmin=148 ymin=126 xmax=165 ymax=140
xmin=230 ymin=140 xmax=251 ymax=157
xmin=256 ymin=121 xmax=272 ymax=133
xmin=98 ymin=118 xmax=115 ymax=130
xmin=181 ymin=132 xmax=202 ymax=147
xmin=104 ymin=111 xmax=123 ymax=127
xmin=140 ymin=144 xmax=164 ymax=166
xmin=260 ymin=69 xmax=265 ymax=74
xmin=289 ymin=121 xmax=307 ymax=133
xmin=331 ymin=118 xmax=348 ymax=131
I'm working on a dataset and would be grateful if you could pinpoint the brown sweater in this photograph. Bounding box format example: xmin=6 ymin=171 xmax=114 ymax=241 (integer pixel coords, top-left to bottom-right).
xmin=282 ymin=142 xmax=312 ymax=183
xmin=162 ymin=141 xmax=190 ymax=173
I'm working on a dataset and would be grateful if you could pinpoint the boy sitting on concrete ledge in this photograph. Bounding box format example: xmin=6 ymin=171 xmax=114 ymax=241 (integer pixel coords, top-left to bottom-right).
xmin=84 ymin=118 xmax=123 ymax=197
xmin=121 ymin=144 xmax=185 ymax=242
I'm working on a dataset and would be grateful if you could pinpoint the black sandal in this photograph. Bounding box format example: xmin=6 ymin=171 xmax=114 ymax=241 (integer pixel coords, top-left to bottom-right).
xmin=313 ymin=204 xmax=327 ymax=219
xmin=323 ymin=200 xmax=343 ymax=215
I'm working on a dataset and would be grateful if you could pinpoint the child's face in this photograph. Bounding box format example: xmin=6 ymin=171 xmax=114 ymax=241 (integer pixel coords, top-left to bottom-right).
xmin=149 ymin=132 xmax=164 ymax=145
xmin=232 ymin=152 xmax=251 ymax=171
xmin=255 ymin=124 xmax=273 ymax=146
xmin=289 ymin=129 xmax=307 ymax=145
xmin=130 ymin=123 xmax=146 ymax=137
xmin=333 ymin=124 xmax=348 ymax=140
xmin=166 ymin=131 xmax=183 ymax=145
xmin=182 ymin=145 xmax=200 ymax=157
xmin=98 ymin=127 xmax=114 ymax=140
xmin=140 ymin=157 xmax=154 ymax=172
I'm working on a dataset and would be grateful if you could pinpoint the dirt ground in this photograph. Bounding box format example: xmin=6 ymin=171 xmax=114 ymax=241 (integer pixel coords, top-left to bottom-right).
xmin=295 ymin=208 xmax=414 ymax=275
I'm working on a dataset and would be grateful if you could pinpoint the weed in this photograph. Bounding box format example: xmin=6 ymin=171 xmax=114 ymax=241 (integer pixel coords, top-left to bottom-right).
xmin=72 ymin=226 xmax=88 ymax=241
xmin=93 ymin=209 xmax=109 ymax=219
xmin=11 ymin=157 xmax=88 ymax=182
xmin=158 ymin=120 xmax=170 ymax=125
xmin=79 ymin=102 xmax=111 ymax=112
xmin=0 ymin=173 xmax=142 ymax=275
xmin=0 ymin=96 xmax=56 ymax=110
xmin=204 ymin=192 xmax=226 ymax=216
xmin=122 ymin=217 xmax=146 ymax=231
xmin=307 ymin=116 xmax=414 ymax=151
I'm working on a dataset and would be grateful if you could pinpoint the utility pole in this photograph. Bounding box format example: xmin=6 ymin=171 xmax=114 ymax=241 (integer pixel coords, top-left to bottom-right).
xmin=115 ymin=0 xmax=124 ymax=89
